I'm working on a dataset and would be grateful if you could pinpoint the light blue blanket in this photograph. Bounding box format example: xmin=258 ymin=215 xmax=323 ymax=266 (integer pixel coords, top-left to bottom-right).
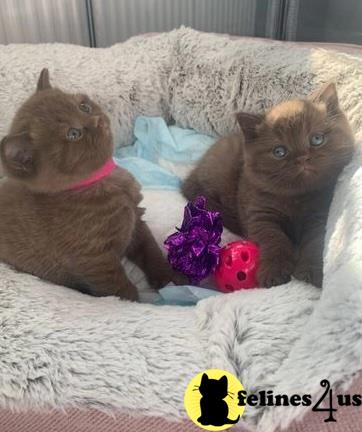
xmin=114 ymin=116 xmax=216 ymax=191
xmin=115 ymin=116 xmax=220 ymax=305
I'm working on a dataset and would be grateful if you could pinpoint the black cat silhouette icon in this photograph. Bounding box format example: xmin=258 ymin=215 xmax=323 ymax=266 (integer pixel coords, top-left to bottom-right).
xmin=184 ymin=369 xmax=245 ymax=430
xmin=197 ymin=373 xmax=240 ymax=426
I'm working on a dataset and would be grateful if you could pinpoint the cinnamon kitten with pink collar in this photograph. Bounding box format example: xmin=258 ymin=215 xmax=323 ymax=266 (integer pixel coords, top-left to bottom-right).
xmin=0 ymin=69 xmax=177 ymax=300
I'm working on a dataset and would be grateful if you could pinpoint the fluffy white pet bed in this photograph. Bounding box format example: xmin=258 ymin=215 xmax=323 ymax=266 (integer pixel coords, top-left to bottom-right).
xmin=0 ymin=28 xmax=361 ymax=432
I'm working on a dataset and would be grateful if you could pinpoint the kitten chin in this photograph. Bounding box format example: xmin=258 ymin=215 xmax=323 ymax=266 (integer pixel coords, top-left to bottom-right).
xmin=0 ymin=68 xmax=179 ymax=299
xmin=183 ymin=82 xmax=355 ymax=288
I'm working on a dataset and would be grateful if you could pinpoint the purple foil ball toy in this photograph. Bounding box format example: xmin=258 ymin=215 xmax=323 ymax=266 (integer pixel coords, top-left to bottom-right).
xmin=164 ymin=196 xmax=223 ymax=284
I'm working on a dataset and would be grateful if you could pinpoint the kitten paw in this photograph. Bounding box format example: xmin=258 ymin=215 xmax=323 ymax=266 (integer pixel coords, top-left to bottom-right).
xmin=171 ymin=271 xmax=189 ymax=286
xmin=150 ymin=270 xmax=188 ymax=290
xmin=258 ymin=258 xmax=294 ymax=288
xmin=118 ymin=283 xmax=139 ymax=301
xmin=294 ymin=266 xmax=323 ymax=288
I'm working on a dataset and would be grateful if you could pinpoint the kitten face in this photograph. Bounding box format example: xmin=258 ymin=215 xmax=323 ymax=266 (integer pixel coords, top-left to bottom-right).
xmin=0 ymin=69 xmax=113 ymax=192
xmin=199 ymin=373 xmax=228 ymax=398
xmin=237 ymin=84 xmax=355 ymax=195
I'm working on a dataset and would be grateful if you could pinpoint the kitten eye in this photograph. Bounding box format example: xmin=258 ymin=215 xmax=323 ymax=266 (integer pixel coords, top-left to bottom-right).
xmin=79 ymin=102 xmax=92 ymax=114
xmin=272 ymin=145 xmax=288 ymax=159
xmin=67 ymin=128 xmax=82 ymax=141
xmin=310 ymin=133 xmax=325 ymax=147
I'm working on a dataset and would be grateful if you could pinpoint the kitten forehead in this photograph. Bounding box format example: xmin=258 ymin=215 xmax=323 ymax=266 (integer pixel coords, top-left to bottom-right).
xmin=266 ymin=100 xmax=326 ymax=125
xmin=13 ymin=90 xmax=99 ymax=131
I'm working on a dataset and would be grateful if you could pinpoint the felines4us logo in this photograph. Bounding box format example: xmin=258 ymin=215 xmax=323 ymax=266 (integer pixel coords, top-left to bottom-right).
xmin=184 ymin=369 xmax=362 ymax=431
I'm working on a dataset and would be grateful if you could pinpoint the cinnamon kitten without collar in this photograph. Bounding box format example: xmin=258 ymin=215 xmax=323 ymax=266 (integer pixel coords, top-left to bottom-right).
xmin=183 ymin=84 xmax=354 ymax=288
xmin=0 ymin=69 xmax=177 ymax=300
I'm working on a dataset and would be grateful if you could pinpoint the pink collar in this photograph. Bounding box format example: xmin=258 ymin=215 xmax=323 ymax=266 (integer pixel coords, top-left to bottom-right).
xmin=68 ymin=159 xmax=117 ymax=191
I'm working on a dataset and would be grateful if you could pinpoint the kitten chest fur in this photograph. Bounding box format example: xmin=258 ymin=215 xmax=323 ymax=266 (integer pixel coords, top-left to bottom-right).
xmin=0 ymin=167 xmax=141 ymax=286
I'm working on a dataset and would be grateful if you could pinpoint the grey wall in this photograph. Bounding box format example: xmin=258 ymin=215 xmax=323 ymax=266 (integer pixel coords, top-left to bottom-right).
xmin=0 ymin=0 xmax=360 ymax=47
xmin=294 ymin=0 xmax=362 ymax=44
xmin=92 ymin=0 xmax=257 ymax=47
xmin=0 ymin=0 xmax=90 ymax=45
xmin=0 ymin=0 xmax=262 ymax=47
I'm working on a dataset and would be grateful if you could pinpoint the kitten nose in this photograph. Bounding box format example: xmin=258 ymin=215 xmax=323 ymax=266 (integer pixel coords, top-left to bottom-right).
xmin=296 ymin=155 xmax=311 ymax=164
xmin=88 ymin=115 xmax=104 ymax=129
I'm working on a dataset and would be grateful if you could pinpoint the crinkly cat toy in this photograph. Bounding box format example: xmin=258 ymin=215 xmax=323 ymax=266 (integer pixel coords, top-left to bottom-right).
xmin=164 ymin=196 xmax=260 ymax=292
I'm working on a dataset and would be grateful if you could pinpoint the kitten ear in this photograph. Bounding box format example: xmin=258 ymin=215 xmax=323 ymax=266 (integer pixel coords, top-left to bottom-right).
xmin=36 ymin=68 xmax=51 ymax=92
xmin=236 ymin=112 xmax=264 ymax=140
xmin=0 ymin=132 xmax=36 ymax=177
xmin=310 ymin=82 xmax=339 ymax=114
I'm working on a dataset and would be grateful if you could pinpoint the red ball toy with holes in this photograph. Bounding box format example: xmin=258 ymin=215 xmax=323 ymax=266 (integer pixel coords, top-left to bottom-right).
xmin=214 ymin=240 xmax=260 ymax=292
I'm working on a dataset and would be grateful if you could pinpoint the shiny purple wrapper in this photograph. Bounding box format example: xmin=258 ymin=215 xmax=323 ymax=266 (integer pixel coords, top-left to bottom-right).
xmin=164 ymin=196 xmax=223 ymax=284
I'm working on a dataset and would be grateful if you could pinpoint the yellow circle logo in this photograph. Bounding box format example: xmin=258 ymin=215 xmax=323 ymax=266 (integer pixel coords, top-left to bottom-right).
xmin=184 ymin=369 xmax=245 ymax=431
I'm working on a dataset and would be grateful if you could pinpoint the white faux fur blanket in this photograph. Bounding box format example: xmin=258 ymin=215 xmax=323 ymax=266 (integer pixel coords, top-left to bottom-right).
xmin=0 ymin=28 xmax=361 ymax=432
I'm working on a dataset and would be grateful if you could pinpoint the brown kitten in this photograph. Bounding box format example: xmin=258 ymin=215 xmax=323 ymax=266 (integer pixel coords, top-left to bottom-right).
xmin=0 ymin=69 xmax=177 ymax=300
xmin=182 ymin=84 xmax=355 ymax=288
